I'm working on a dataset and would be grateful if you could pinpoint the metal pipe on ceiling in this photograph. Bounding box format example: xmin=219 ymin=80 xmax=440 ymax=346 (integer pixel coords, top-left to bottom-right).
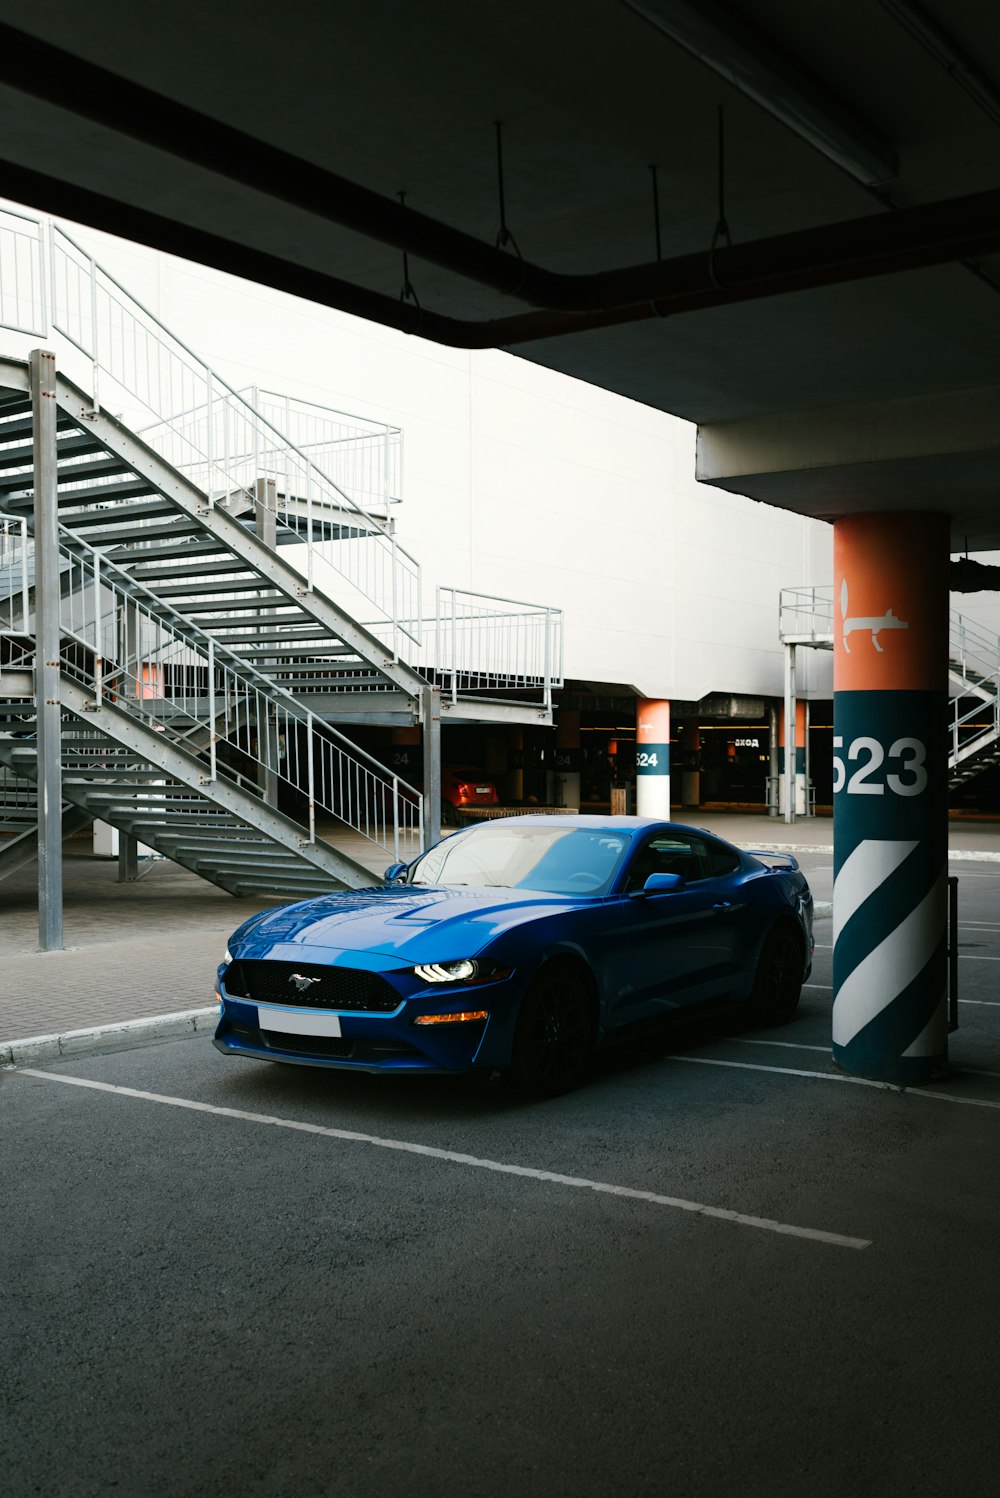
xmin=0 ymin=17 xmax=900 ymax=314
xmin=8 ymin=157 xmax=1000 ymax=352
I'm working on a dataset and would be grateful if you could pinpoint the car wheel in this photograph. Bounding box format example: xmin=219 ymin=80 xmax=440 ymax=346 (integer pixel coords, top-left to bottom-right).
xmin=747 ymin=922 xmax=804 ymax=1026
xmin=511 ymin=961 xmax=594 ymax=1099
xmin=441 ymin=800 xmax=460 ymax=826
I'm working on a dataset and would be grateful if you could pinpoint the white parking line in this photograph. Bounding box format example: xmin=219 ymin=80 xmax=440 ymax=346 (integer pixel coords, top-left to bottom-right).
xmin=14 ymin=1068 xmax=871 ymax=1252
xmin=735 ymin=1038 xmax=829 ymax=1052
xmin=671 ymin=1055 xmax=1000 ymax=1111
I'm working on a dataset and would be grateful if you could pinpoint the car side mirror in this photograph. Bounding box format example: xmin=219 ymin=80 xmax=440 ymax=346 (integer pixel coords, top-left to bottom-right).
xmin=632 ymin=871 xmax=684 ymax=898
xmin=384 ymin=863 xmax=408 ymax=884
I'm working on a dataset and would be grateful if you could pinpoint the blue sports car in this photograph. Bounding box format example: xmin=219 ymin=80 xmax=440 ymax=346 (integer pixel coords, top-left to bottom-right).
xmin=214 ymin=815 xmax=813 ymax=1097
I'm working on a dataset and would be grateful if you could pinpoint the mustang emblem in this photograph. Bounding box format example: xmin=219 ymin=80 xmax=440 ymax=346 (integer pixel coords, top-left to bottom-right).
xmin=288 ymin=973 xmax=321 ymax=992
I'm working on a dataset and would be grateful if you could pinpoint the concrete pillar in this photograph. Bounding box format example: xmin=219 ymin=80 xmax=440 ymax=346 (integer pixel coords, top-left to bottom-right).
xmin=831 ymin=512 xmax=949 ymax=1084
xmin=636 ymin=699 xmax=670 ymax=818
xmin=554 ymin=709 xmax=581 ymax=810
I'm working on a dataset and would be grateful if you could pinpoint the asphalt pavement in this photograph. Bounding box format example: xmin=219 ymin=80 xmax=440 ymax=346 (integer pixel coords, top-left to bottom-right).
xmin=5 ymin=816 xmax=1000 ymax=1495
xmin=5 ymin=887 xmax=1000 ymax=1497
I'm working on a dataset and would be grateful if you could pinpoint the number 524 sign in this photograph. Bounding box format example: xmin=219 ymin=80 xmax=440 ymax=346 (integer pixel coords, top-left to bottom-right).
xmin=833 ymin=735 xmax=928 ymax=797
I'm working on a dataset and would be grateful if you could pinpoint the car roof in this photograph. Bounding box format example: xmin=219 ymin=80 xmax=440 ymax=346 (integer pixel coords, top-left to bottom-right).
xmin=462 ymin=814 xmax=726 ymax=837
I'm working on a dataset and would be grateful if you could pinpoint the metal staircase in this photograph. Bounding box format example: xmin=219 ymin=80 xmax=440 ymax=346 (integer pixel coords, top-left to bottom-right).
xmin=0 ymin=207 xmax=564 ymax=918
xmin=780 ymin=585 xmax=1000 ymax=789
xmin=0 ymin=512 xmax=424 ymax=892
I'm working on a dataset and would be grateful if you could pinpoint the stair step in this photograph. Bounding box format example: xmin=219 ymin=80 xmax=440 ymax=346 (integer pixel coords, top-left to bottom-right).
xmin=0 ymin=432 xmax=104 ymax=476
xmin=108 ymin=539 xmax=232 ymax=567
xmin=57 ymin=497 xmax=175 ymax=528
xmin=146 ymin=578 xmax=279 ymax=600
xmin=190 ymin=625 xmax=336 ymax=643
xmin=61 ymin=518 xmax=202 ymax=547
xmin=57 ymin=476 xmax=158 ymax=504
xmin=169 ymin=595 xmax=288 ymax=615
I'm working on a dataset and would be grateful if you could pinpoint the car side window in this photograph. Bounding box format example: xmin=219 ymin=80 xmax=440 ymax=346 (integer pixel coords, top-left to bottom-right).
xmin=704 ymin=839 xmax=740 ymax=878
xmin=624 ymin=833 xmax=709 ymax=890
xmin=624 ymin=834 xmax=740 ymax=891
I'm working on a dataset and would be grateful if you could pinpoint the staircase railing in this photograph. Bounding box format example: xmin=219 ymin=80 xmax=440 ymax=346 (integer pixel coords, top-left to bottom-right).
xmin=53 ymin=533 xmax=423 ymax=862
xmin=4 ymin=219 xmax=422 ymax=645
xmin=0 ymin=516 xmax=30 ymax=632
xmin=246 ymin=388 xmax=402 ymax=518
xmin=778 ymin=583 xmax=1000 ymax=771
xmin=434 ymin=588 xmax=563 ymax=708
xmin=278 ymin=587 xmax=564 ymax=708
xmin=0 ymin=207 xmax=47 ymax=337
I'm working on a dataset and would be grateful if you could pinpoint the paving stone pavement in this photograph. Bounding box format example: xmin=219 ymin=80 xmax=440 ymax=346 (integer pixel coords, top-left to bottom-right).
xmin=2 ymin=813 xmax=998 ymax=1045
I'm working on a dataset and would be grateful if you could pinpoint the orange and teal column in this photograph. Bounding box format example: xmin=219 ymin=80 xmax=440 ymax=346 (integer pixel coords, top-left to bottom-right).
xmin=832 ymin=512 xmax=949 ymax=1084
xmin=636 ymin=700 xmax=670 ymax=818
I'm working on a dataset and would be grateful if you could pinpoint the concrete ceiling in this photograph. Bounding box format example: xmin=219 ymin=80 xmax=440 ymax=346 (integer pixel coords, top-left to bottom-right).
xmin=2 ymin=0 xmax=1000 ymax=544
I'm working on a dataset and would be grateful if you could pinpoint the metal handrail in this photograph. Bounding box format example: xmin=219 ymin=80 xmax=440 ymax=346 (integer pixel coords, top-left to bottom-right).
xmin=778 ymin=583 xmax=1000 ymax=767
xmin=247 ymin=387 xmax=403 ymax=515
xmin=0 ymin=516 xmax=30 ymax=632
xmin=53 ymin=531 xmax=423 ymax=861
xmin=38 ymin=221 xmax=423 ymax=644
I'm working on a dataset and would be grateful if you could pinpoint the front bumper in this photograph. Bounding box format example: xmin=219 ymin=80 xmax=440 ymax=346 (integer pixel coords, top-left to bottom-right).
xmin=213 ymin=966 xmax=521 ymax=1075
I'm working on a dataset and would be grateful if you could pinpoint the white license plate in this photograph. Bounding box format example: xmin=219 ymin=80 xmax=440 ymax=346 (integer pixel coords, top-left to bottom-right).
xmin=257 ymin=1006 xmax=342 ymax=1037
xmin=475 ymin=785 xmax=491 ymax=795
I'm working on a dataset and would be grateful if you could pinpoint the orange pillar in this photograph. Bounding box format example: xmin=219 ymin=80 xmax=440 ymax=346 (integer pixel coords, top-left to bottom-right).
xmin=636 ymin=700 xmax=670 ymax=818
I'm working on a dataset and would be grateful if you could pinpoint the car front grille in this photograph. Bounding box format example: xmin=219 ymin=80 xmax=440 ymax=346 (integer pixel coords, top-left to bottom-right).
xmin=261 ymin=1032 xmax=418 ymax=1062
xmin=262 ymin=1032 xmax=355 ymax=1058
xmin=226 ymin=959 xmax=401 ymax=1011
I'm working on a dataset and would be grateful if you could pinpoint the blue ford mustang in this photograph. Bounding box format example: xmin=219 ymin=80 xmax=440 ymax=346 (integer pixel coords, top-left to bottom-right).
xmin=214 ymin=815 xmax=813 ymax=1096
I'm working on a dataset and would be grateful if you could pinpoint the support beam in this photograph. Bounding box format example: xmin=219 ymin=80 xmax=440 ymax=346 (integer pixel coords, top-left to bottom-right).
xmin=421 ymin=685 xmax=441 ymax=850
xmin=783 ymin=645 xmax=797 ymax=825
xmin=254 ymin=477 xmax=280 ymax=809
xmin=31 ymin=347 xmax=63 ymax=950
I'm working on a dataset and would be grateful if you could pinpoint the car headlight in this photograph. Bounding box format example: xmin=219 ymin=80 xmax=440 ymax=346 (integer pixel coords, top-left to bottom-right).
xmin=222 ymin=947 xmax=232 ymax=966
xmin=412 ymin=959 xmax=509 ymax=985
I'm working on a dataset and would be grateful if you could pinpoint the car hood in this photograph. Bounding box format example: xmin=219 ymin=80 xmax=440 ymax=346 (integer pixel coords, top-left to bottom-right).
xmin=234 ymin=884 xmax=582 ymax=963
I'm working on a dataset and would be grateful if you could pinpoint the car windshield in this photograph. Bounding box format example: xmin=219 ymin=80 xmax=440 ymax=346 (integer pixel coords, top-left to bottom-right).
xmin=407 ymin=824 xmax=632 ymax=896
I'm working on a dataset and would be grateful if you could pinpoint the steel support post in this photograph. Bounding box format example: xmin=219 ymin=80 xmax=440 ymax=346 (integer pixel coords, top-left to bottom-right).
xmin=783 ymin=643 xmax=797 ymax=824
xmin=118 ymin=832 xmax=139 ymax=882
xmin=421 ymin=684 xmax=441 ymax=849
xmin=254 ymin=477 xmax=280 ymax=807
xmin=31 ymin=349 xmax=63 ymax=950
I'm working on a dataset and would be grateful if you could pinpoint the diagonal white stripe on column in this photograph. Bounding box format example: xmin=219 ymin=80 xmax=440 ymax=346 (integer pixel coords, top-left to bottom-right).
xmin=832 ymin=872 xmax=947 ymax=1047
xmin=833 ymin=839 xmax=918 ymax=946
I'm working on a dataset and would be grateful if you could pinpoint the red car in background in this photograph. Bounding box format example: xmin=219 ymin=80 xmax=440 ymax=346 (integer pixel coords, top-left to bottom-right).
xmin=442 ymin=767 xmax=499 ymax=824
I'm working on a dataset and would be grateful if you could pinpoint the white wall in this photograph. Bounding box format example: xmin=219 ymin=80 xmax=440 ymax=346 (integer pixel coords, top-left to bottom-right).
xmin=26 ymin=201 xmax=976 ymax=706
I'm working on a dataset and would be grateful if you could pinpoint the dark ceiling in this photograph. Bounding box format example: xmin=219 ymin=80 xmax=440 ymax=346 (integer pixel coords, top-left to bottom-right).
xmin=2 ymin=0 xmax=1000 ymax=542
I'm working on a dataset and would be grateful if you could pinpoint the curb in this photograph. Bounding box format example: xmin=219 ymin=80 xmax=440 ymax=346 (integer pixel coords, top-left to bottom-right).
xmin=1 ymin=1005 xmax=218 ymax=1067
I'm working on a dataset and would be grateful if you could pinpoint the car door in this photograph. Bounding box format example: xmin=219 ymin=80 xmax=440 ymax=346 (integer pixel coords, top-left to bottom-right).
xmin=596 ymin=832 xmax=742 ymax=1028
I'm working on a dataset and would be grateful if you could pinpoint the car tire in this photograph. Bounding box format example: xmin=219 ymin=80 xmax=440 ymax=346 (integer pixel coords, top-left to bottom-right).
xmin=511 ymin=961 xmax=594 ymax=1099
xmin=747 ymin=922 xmax=804 ymax=1026
xmin=441 ymin=800 xmax=460 ymax=826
